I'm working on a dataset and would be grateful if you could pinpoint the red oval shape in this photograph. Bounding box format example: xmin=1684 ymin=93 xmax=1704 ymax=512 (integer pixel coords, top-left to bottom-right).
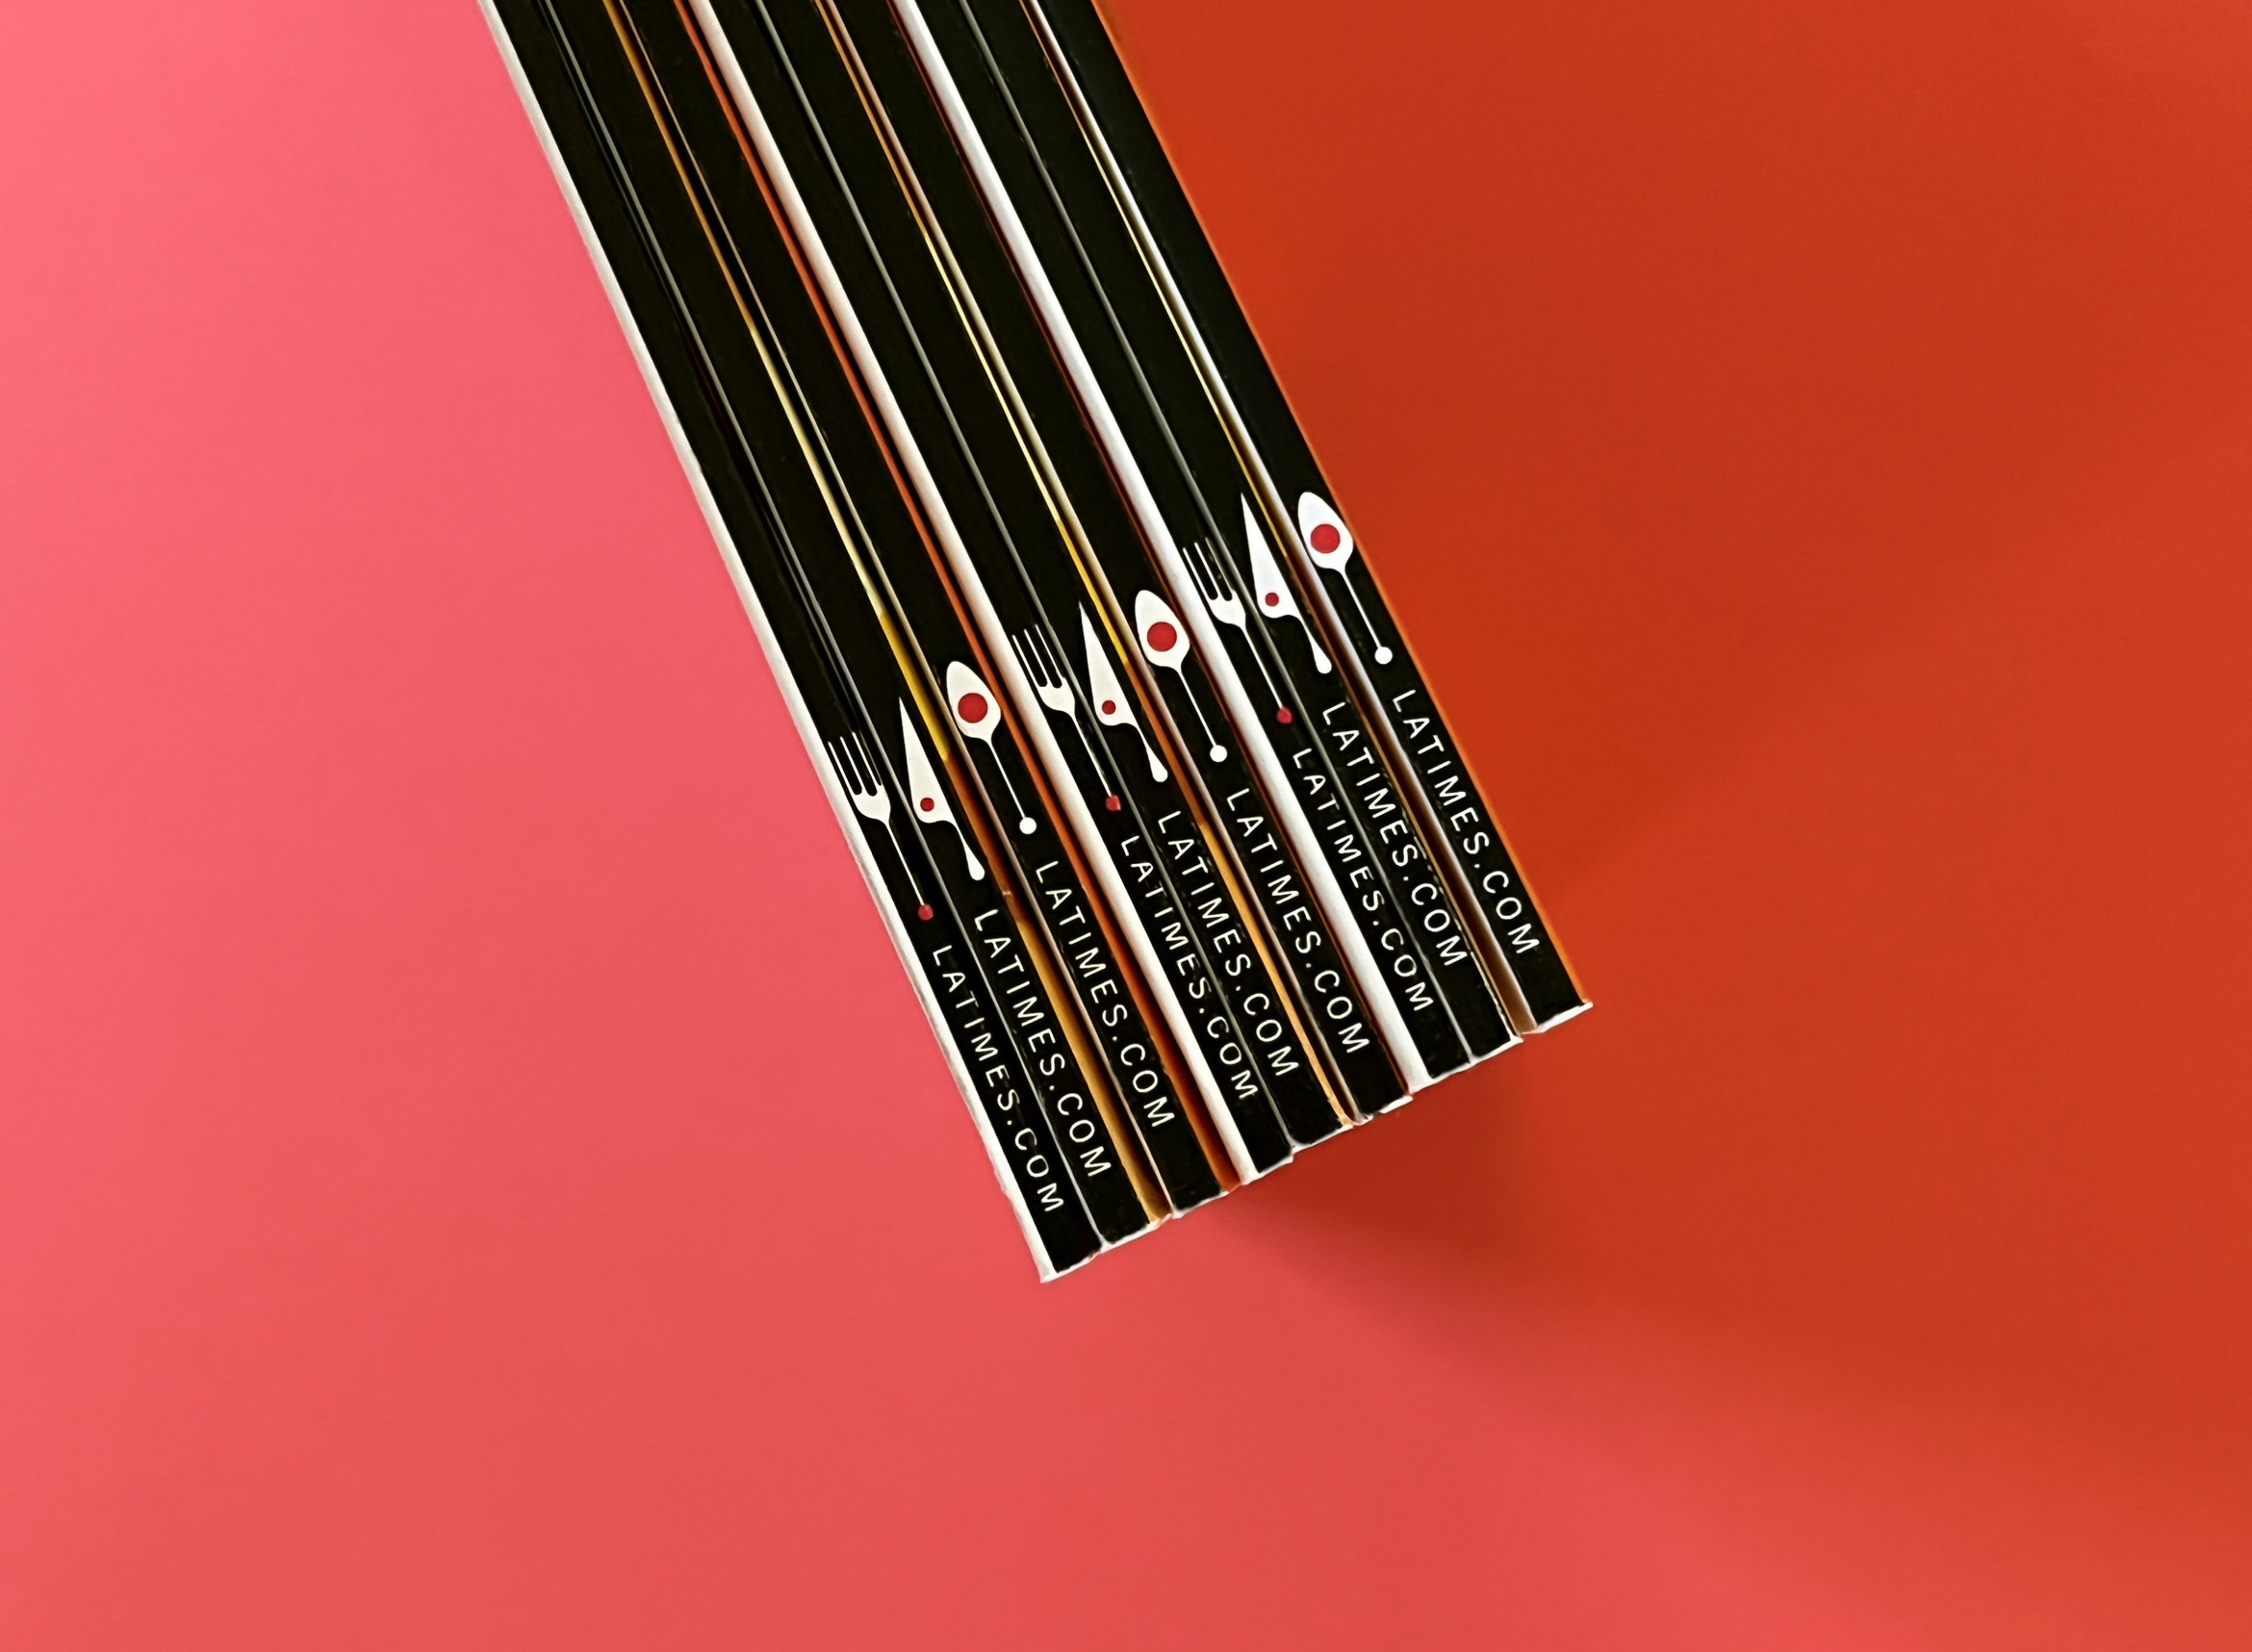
xmin=1146 ymin=620 xmax=1178 ymax=652
xmin=955 ymin=691 xmax=988 ymax=724
xmin=1311 ymin=522 xmax=1342 ymax=554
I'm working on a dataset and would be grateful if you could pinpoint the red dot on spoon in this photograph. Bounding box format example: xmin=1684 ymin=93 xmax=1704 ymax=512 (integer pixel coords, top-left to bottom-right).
xmin=1311 ymin=523 xmax=1341 ymax=553
xmin=956 ymin=692 xmax=987 ymax=724
xmin=918 ymin=797 xmax=935 ymax=812
xmin=1146 ymin=621 xmax=1177 ymax=652
xmin=1100 ymin=699 xmax=1116 ymax=715
xmin=1263 ymin=592 xmax=1280 ymax=607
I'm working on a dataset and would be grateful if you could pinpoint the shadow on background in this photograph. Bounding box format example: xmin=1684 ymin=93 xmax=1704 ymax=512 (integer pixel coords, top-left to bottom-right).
xmin=1117 ymin=0 xmax=2252 ymax=1563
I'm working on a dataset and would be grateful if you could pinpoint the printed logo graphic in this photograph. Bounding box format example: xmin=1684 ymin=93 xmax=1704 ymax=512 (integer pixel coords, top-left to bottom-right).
xmin=1183 ymin=537 xmax=1293 ymax=724
xmin=945 ymin=661 xmax=1036 ymax=835
xmin=1135 ymin=590 xmax=1226 ymax=762
xmin=827 ymin=729 xmax=930 ymax=920
xmin=1243 ymin=499 xmax=1330 ymax=674
xmin=1081 ymin=608 xmax=1166 ymax=782
xmin=1011 ymin=625 xmax=1120 ymax=810
xmin=898 ymin=701 xmax=985 ymax=880
xmin=1295 ymin=493 xmax=1392 ymax=664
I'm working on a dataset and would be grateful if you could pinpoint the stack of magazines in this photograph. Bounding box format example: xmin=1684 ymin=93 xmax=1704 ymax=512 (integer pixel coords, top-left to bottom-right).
xmin=485 ymin=0 xmax=1588 ymax=1277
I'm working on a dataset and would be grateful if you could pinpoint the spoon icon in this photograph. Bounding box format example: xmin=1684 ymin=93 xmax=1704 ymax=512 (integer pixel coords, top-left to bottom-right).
xmin=1295 ymin=493 xmax=1392 ymax=665
xmin=945 ymin=661 xmax=1036 ymax=834
xmin=1134 ymin=589 xmax=1227 ymax=763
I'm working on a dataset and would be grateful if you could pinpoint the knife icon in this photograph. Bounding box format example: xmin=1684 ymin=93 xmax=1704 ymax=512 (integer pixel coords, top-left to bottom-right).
xmin=1080 ymin=607 xmax=1166 ymax=782
xmin=1244 ymin=498 xmax=1330 ymax=674
xmin=898 ymin=700 xmax=984 ymax=879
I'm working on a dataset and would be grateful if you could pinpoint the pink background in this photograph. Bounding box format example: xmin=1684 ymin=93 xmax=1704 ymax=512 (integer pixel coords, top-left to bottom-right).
xmin=6 ymin=0 xmax=2251 ymax=1644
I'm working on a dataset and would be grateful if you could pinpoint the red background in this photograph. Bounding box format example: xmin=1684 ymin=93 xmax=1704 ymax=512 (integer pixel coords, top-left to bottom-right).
xmin=6 ymin=0 xmax=2250 ymax=1644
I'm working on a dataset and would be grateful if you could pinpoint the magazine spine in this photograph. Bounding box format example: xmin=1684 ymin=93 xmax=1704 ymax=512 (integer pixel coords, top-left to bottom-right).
xmin=1015 ymin=0 xmax=1587 ymax=1028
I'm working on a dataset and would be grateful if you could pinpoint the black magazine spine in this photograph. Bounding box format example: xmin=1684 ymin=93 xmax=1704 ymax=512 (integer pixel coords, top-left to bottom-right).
xmin=1013 ymin=0 xmax=1587 ymax=1028
xmin=786 ymin=0 xmax=1406 ymax=1119
xmin=709 ymin=0 xmax=1345 ymax=1155
xmin=622 ymin=0 xmax=1224 ymax=1212
xmin=581 ymin=0 xmax=1158 ymax=1241
xmin=487 ymin=0 xmax=1115 ymax=1270
xmin=895 ymin=0 xmax=1520 ymax=1069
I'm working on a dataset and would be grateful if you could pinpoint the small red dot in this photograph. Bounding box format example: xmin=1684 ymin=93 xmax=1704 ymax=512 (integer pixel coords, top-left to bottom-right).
xmin=1104 ymin=794 xmax=1122 ymax=811
xmin=1100 ymin=699 xmax=1116 ymax=715
xmin=1311 ymin=523 xmax=1341 ymax=553
xmin=918 ymin=797 xmax=935 ymax=812
xmin=1274 ymin=706 xmax=1293 ymax=724
xmin=1263 ymin=592 xmax=1280 ymax=607
xmin=1146 ymin=621 xmax=1178 ymax=652
xmin=915 ymin=903 xmax=934 ymax=921
xmin=956 ymin=692 xmax=988 ymax=724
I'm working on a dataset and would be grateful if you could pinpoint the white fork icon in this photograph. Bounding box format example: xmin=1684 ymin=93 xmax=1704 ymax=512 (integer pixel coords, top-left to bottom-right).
xmin=828 ymin=730 xmax=931 ymax=919
xmin=1183 ymin=538 xmax=1292 ymax=724
xmin=1011 ymin=624 xmax=1121 ymax=810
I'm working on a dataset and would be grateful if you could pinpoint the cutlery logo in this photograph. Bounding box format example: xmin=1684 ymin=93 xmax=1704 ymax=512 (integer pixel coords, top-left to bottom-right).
xmin=1242 ymin=499 xmax=1330 ymax=674
xmin=898 ymin=701 xmax=984 ymax=880
xmin=944 ymin=662 xmax=1036 ymax=835
xmin=1295 ymin=493 xmax=1392 ymax=665
xmin=1134 ymin=590 xmax=1226 ymax=763
xmin=1081 ymin=608 xmax=1166 ymax=782
xmin=1011 ymin=624 xmax=1120 ymax=810
xmin=1183 ymin=536 xmax=1293 ymax=724
xmin=827 ymin=728 xmax=930 ymax=919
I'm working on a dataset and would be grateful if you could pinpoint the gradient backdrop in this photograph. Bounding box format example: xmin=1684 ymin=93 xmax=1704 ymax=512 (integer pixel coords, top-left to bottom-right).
xmin=5 ymin=0 xmax=2250 ymax=1644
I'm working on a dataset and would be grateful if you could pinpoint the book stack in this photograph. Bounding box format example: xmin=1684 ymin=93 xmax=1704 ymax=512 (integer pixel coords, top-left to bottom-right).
xmin=485 ymin=0 xmax=1588 ymax=1277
